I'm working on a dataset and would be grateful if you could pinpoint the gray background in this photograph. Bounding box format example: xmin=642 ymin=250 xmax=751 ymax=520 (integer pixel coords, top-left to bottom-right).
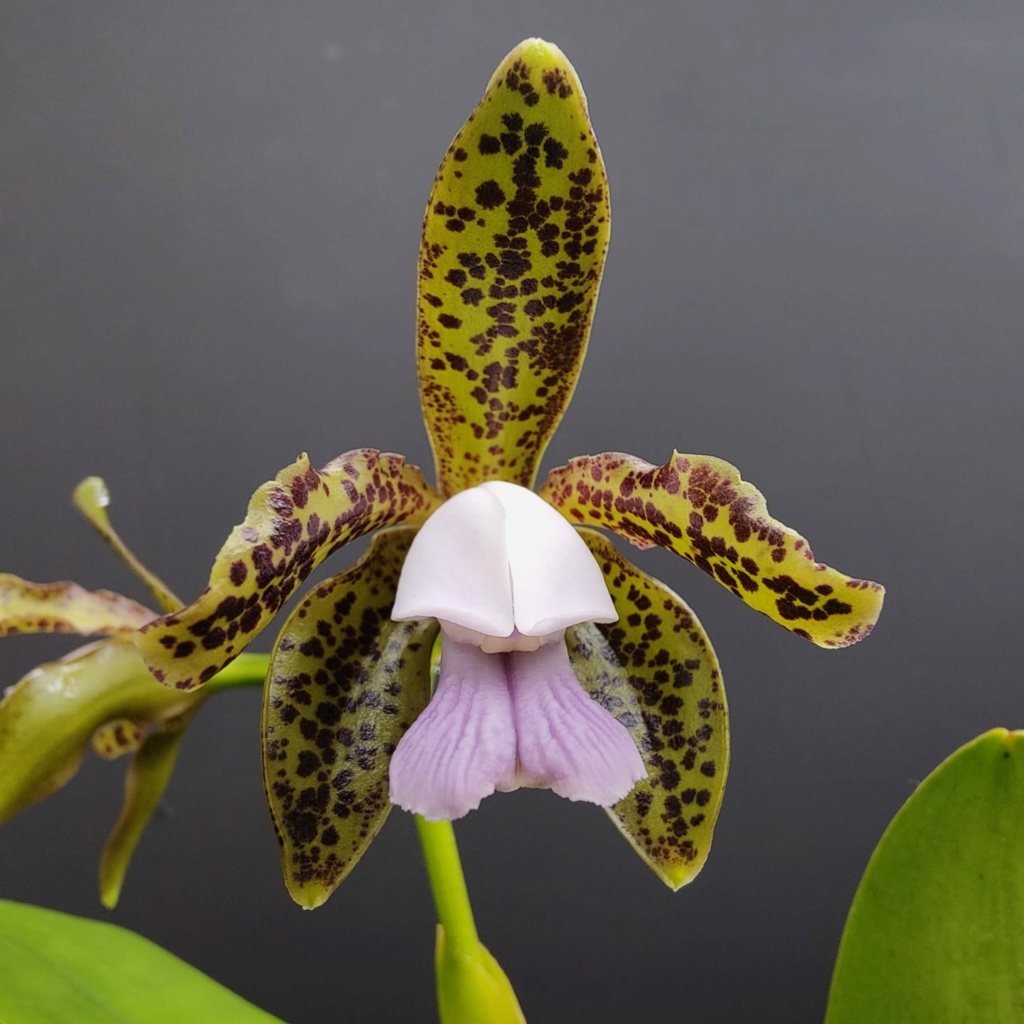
xmin=2 ymin=1 xmax=1022 ymax=1021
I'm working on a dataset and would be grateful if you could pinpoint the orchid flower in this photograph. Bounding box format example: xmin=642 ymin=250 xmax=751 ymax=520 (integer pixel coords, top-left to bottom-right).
xmin=134 ymin=39 xmax=884 ymax=909
xmin=0 ymin=479 xmax=266 ymax=907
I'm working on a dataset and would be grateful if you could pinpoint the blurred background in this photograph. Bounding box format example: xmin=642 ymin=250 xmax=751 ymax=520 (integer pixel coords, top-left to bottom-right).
xmin=2 ymin=1 xmax=1022 ymax=1020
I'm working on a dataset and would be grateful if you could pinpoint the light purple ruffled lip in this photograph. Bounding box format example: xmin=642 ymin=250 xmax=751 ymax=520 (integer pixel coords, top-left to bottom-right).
xmin=389 ymin=636 xmax=647 ymax=821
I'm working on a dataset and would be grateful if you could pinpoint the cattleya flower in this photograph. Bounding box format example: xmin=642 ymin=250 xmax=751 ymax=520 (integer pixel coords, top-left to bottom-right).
xmin=0 ymin=479 xmax=239 ymax=907
xmin=133 ymin=39 xmax=884 ymax=908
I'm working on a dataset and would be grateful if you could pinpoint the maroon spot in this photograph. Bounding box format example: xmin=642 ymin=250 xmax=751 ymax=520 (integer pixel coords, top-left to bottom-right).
xmin=543 ymin=137 xmax=569 ymax=168
xmin=524 ymin=122 xmax=548 ymax=145
xmin=475 ymin=179 xmax=506 ymax=210
xmin=286 ymin=479 xmax=308 ymax=511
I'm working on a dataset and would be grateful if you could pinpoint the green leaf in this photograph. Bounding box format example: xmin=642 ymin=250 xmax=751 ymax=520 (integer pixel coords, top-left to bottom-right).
xmin=263 ymin=528 xmax=436 ymax=908
xmin=567 ymin=530 xmax=728 ymax=889
xmin=417 ymin=38 xmax=611 ymax=496
xmin=826 ymin=728 xmax=1024 ymax=1023
xmin=540 ymin=451 xmax=884 ymax=648
xmin=136 ymin=449 xmax=439 ymax=692
xmin=0 ymin=899 xmax=283 ymax=1023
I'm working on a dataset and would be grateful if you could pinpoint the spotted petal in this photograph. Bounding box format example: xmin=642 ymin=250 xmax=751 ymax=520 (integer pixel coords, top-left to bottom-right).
xmin=542 ymin=452 xmax=884 ymax=648
xmin=566 ymin=530 xmax=728 ymax=890
xmin=0 ymin=575 xmax=153 ymax=637
xmin=263 ymin=528 xmax=435 ymax=909
xmin=417 ymin=38 xmax=610 ymax=496
xmin=136 ymin=450 xmax=439 ymax=691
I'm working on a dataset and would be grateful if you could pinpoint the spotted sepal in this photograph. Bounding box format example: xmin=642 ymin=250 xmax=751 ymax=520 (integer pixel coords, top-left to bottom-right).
xmin=417 ymin=38 xmax=611 ymax=496
xmin=566 ymin=530 xmax=728 ymax=889
xmin=0 ymin=575 xmax=154 ymax=637
xmin=262 ymin=528 xmax=436 ymax=909
xmin=92 ymin=719 xmax=149 ymax=760
xmin=135 ymin=450 xmax=440 ymax=691
xmin=541 ymin=452 xmax=885 ymax=648
xmin=99 ymin=722 xmax=195 ymax=909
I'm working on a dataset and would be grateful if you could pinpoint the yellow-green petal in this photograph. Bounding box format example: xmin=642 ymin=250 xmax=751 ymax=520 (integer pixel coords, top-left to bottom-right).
xmin=0 ymin=637 xmax=200 ymax=827
xmin=73 ymin=477 xmax=183 ymax=614
xmin=541 ymin=451 xmax=884 ymax=648
xmin=417 ymin=38 xmax=610 ymax=496
xmin=567 ymin=530 xmax=728 ymax=889
xmin=136 ymin=449 xmax=439 ymax=692
xmin=263 ymin=529 xmax=435 ymax=909
xmin=0 ymin=575 xmax=154 ymax=637
xmin=99 ymin=723 xmax=194 ymax=909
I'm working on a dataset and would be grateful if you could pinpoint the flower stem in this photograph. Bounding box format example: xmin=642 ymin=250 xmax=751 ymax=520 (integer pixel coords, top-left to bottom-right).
xmin=203 ymin=652 xmax=271 ymax=695
xmin=415 ymin=815 xmax=479 ymax=951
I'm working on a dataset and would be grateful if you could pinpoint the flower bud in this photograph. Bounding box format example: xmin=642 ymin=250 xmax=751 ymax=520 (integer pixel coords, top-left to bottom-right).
xmin=435 ymin=925 xmax=526 ymax=1024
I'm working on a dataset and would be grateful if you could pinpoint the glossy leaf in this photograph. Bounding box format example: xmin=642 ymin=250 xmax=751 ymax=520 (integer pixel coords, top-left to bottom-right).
xmin=417 ymin=38 xmax=611 ymax=495
xmin=0 ymin=637 xmax=201 ymax=826
xmin=567 ymin=530 xmax=728 ymax=889
xmin=136 ymin=449 xmax=439 ymax=691
xmin=826 ymin=729 xmax=1024 ymax=1024
xmin=541 ymin=451 xmax=884 ymax=648
xmin=263 ymin=528 xmax=436 ymax=908
xmin=0 ymin=574 xmax=153 ymax=637
xmin=0 ymin=899 xmax=282 ymax=1023
xmin=99 ymin=724 xmax=193 ymax=909
xmin=73 ymin=476 xmax=183 ymax=613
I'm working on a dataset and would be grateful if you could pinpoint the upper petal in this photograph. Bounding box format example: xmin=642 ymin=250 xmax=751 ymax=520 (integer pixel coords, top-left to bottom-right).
xmin=263 ymin=528 xmax=436 ymax=909
xmin=540 ymin=451 xmax=885 ymax=648
xmin=484 ymin=482 xmax=616 ymax=635
xmin=0 ymin=575 xmax=154 ymax=637
xmin=135 ymin=450 xmax=439 ymax=691
xmin=417 ymin=39 xmax=610 ymax=496
xmin=391 ymin=485 xmax=514 ymax=636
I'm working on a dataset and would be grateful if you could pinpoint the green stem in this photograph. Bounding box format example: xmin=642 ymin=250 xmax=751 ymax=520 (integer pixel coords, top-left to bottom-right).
xmin=415 ymin=815 xmax=479 ymax=951
xmin=203 ymin=652 xmax=271 ymax=695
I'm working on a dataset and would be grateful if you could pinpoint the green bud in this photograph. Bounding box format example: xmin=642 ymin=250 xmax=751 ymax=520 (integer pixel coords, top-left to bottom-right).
xmin=0 ymin=636 xmax=204 ymax=906
xmin=435 ymin=925 xmax=526 ymax=1024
